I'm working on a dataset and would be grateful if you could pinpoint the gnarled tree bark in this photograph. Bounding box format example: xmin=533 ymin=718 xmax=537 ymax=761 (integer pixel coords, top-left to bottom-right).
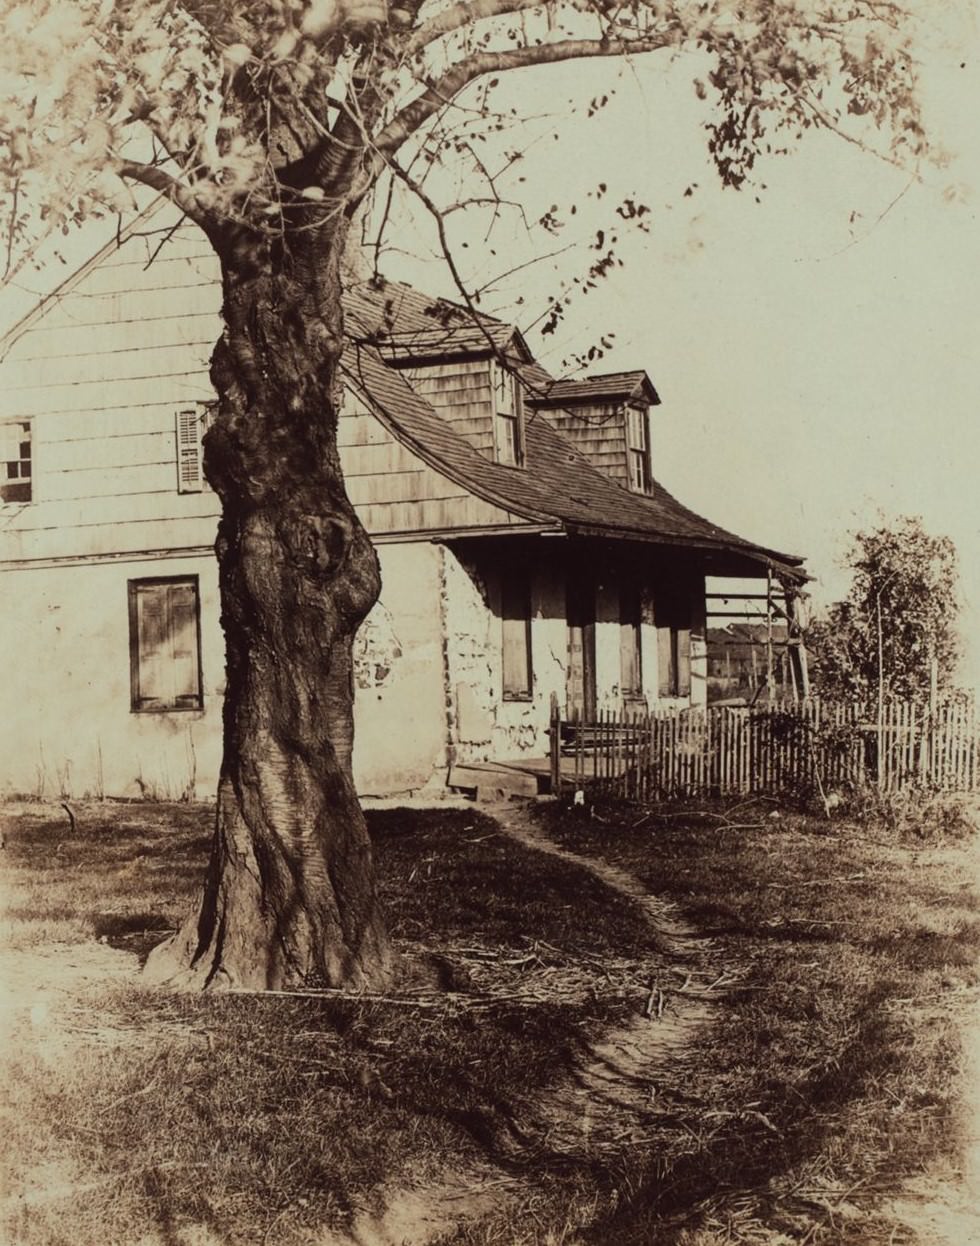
xmin=146 ymin=221 xmax=390 ymax=991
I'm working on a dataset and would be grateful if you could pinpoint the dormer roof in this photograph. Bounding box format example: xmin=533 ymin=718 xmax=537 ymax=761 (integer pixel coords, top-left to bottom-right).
xmin=526 ymin=370 xmax=660 ymax=407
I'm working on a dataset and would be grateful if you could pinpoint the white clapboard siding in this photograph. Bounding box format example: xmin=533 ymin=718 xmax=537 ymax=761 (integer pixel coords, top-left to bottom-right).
xmin=337 ymin=413 xmax=395 ymax=448
xmin=4 ymin=314 xmax=219 ymax=363
xmin=2 ymin=341 xmax=213 ymax=391
xmin=4 ymin=488 xmax=220 ymax=532
xmin=97 ymin=231 xmax=214 ymax=268
xmin=5 ymin=374 xmax=215 ymax=420
xmin=1 ymin=515 xmax=218 ymax=565
xmin=76 ymin=255 xmax=217 ymax=297
xmin=40 ymin=431 xmax=175 ymax=473
xmin=42 ymin=404 xmax=195 ymax=443
xmin=43 ymin=463 xmax=184 ymax=503
xmin=22 ymin=284 xmax=221 ymax=332
xmin=347 ymin=470 xmax=464 ymax=507
xmin=341 ymin=439 xmax=425 ymax=477
xmin=358 ymin=497 xmax=519 ymax=534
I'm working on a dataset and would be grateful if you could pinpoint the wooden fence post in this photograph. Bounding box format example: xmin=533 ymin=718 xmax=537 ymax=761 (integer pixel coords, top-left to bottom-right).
xmin=549 ymin=692 xmax=562 ymax=798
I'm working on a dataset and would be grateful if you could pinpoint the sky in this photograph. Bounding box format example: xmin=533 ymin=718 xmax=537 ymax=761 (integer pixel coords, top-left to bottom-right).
xmin=376 ymin=0 xmax=980 ymax=687
xmin=2 ymin=1 xmax=978 ymax=685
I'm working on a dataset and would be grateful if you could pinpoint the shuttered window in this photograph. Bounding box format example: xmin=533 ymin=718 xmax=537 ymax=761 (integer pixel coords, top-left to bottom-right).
xmin=501 ymin=574 xmax=533 ymax=700
xmin=656 ymin=586 xmax=692 ymax=699
xmin=620 ymin=583 xmax=643 ymax=698
xmin=175 ymin=408 xmax=207 ymax=493
xmin=129 ymin=578 xmax=203 ymax=711
xmin=1 ymin=419 xmax=32 ymax=503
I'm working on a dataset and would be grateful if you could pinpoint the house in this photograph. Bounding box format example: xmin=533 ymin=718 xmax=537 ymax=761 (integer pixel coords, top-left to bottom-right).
xmin=0 ymin=201 xmax=806 ymax=800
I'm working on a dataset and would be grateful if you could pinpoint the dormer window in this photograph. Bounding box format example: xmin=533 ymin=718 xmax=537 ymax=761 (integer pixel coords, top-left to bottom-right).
xmin=493 ymin=362 xmax=525 ymax=467
xmin=626 ymin=405 xmax=651 ymax=493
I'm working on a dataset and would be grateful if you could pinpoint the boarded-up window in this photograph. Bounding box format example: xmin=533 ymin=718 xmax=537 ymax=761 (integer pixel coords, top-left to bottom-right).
xmin=501 ymin=574 xmax=533 ymax=699
xmin=1 ymin=419 xmax=32 ymax=503
xmin=175 ymin=408 xmax=208 ymax=493
xmin=626 ymin=405 xmax=650 ymax=493
xmin=656 ymin=586 xmax=691 ymax=698
xmin=129 ymin=578 xmax=203 ymax=711
xmin=620 ymin=583 xmax=643 ymax=698
xmin=494 ymin=364 xmax=525 ymax=468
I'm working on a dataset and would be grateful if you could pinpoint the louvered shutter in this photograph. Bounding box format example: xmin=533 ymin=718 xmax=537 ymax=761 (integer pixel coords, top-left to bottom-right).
xmin=136 ymin=585 xmax=170 ymax=708
xmin=175 ymin=409 xmax=203 ymax=493
xmin=169 ymin=582 xmax=201 ymax=706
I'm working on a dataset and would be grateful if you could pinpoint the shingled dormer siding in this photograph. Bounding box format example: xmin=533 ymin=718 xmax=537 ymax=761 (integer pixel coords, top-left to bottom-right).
xmin=397 ymin=359 xmax=496 ymax=459
xmin=536 ymin=401 xmax=652 ymax=493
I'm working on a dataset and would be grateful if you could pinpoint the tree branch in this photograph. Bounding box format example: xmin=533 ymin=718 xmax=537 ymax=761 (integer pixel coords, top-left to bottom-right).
xmin=375 ymin=36 xmax=668 ymax=155
xmin=406 ymin=0 xmax=549 ymax=58
xmin=116 ymin=161 xmax=222 ymax=240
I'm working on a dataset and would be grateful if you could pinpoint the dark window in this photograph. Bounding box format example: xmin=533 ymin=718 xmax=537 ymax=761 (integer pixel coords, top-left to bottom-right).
xmin=620 ymin=583 xmax=643 ymax=698
xmin=501 ymin=574 xmax=533 ymax=699
xmin=129 ymin=577 xmax=203 ymax=711
xmin=657 ymin=586 xmax=692 ymax=698
xmin=2 ymin=419 xmax=32 ymax=503
xmin=494 ymin=364 xmax=525 ymax=467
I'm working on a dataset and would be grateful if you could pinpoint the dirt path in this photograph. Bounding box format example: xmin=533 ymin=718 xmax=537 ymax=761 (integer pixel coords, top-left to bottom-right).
xmin=321 ymin=803 xmax=725 ymax=1246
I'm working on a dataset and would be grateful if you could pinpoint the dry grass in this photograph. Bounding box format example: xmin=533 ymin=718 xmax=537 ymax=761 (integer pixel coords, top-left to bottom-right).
xmin=2 ymin=796 xmax=976 ymax=1246
xmin=530 ymin=797 xmax=980 ymax=1245
xmin=0 ymin=800 xmax=655 ymax=1246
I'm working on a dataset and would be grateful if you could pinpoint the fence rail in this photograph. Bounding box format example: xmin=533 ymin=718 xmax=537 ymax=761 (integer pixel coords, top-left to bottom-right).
xmin=550 ymin=697 xmax=979 ymax=800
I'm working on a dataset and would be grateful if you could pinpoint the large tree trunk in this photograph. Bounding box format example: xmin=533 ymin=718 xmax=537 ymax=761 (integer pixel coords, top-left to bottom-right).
xmin=146 ymin=224 xmax=390 ymax=992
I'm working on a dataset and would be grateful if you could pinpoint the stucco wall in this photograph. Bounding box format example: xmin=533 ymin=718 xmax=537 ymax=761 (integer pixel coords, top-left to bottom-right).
xmin=0 ymin=555 xmax=224 ymax=801
xmin=444 ymin=546 xmax=566 ymax=764
xmin=351 ymin=543 xmax=448 ymax=794
xmin=0 ymin=543 xmax=451 ymax=800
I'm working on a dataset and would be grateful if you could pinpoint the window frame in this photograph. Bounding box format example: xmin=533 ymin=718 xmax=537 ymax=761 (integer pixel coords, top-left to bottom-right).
xmin=625 ymin=403 xmax=651 ymax=494
xmin=501 ymin=572 xmax=533 ymax=701
xmin=128 ymin=575 xmax=204 ymax=713
xmin=492 ymin=362 xmax=526 ymax=468
xmin=1 ymin=418 xmax=33 ymax=504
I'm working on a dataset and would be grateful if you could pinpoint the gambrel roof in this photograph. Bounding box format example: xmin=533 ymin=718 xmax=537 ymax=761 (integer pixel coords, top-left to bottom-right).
xmin=342 ymin=340 xmax=805 ymax=580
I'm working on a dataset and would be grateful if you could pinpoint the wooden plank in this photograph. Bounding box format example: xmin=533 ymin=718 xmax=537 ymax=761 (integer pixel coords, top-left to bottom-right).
xmin=340 ymin=440 xmax=429 ymax=477
xmin=41 ymin=404 xmax=194 ymax=442
xmin=16 ymin=283 xmax=221 ymax=332
xmin=4 ymin=312 xmax=220 ymax=364
xmin=4 ymin=340 xmax=213 ymax=391
xmin=39 ymin=431 xmax=174 ymax=473
xmin=42 ymin=462 xmax=182 ymax=502
xmin=4 ymin=373 xmax=214 ymax=419
xmin=73 ymin=255 xmax=218 ymax=296
xmin=4 ymin=513 xmax=218 ymax=562
xmin=4 ymin=488 xmax=219 ymax=532
xmin=337 ymin=414 xmax=396 ymax=448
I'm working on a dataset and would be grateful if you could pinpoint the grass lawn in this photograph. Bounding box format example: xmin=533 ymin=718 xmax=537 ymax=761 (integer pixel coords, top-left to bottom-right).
xmin=532 ymin=797 xmax=980 ymax=1244
xmin=1 ymin=795 xmax=977 ymax=1246
xmin=0 ymin=801 xmax=662 ymax=1246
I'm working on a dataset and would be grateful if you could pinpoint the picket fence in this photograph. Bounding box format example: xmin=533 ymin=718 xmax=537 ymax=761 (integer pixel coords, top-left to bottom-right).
xmin=549 ymin=698 xmax=980 ymax=800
